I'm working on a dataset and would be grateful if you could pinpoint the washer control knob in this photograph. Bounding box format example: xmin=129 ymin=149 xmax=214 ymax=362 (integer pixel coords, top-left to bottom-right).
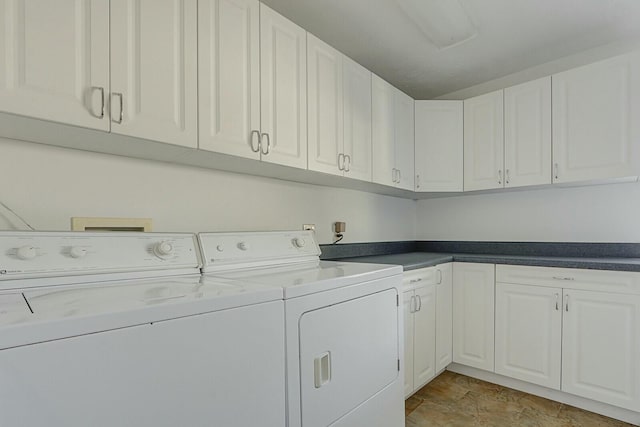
xmin=237 ymin=242 xmax=250 ymax=251
xmin=153 ymin=241 xmax=174 ymax=258
xmin=16 ymin=246 xmax=38 ymax=260
xmin=293 ymin=237 xmax=306 ymax=248
xmin=69 ymin=246 xmax=88 ymax=259
xmin=216 ymin=245 xmax=225 ymax=252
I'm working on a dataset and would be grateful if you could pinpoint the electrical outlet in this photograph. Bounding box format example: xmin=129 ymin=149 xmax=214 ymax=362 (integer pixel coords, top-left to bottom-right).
xmin=303 ymin=224 xmax=315 ymax=231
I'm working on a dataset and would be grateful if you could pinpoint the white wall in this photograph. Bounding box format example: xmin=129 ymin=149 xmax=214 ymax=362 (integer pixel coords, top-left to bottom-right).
xmin=0 ymin=138 xmax=416 ymax=244
xmin=416 ymin=183 xmax=640 ymax=242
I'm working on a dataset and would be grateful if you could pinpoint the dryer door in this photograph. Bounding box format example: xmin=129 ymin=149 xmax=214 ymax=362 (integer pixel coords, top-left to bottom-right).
xmin=299 ymin=288 xmax=399 ymax=427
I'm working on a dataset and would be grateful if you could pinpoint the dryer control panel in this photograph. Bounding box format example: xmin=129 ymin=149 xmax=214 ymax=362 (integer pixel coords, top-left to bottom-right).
xmin=0 ymin=232 xmax=201 ymax=287
xmin=199 ymin=231 xmax=320 ymax=272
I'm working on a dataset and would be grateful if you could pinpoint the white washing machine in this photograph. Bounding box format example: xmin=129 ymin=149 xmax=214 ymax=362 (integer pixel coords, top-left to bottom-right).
xmin=0 ymin=231 xmax=286 ymax=427
xmin=198 ymin=230 xmax=405 ymax=427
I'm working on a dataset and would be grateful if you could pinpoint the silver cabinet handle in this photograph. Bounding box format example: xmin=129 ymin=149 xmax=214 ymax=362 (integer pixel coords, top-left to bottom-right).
xmin=565 ymin=294 xmax=569 ymax=312
xmin=344 ymin=155 xmax=351 ymax=172
xmin=555 ymin=293 xmax=559 ymax=311
xmin=260 ymin=133 xmax=270 ymax=155
xmin=416 ymin=295 xmax=422 ymax=311
xmin=409 ymin=278 xmax=423 ymax=284
xmin=552 ymin=276 xmax=574 ymax=281
xmin=392 ymin=168 xmax=397 ymax=183
xmin=505 ymin=169 xmax=510 ymax=185
xmin=437 ymin=269 xmax=442 ymax=284
xmin=498 ymin=170 xmax=502 ymax=185
xmin=416 ymin=174 xmax=420 ymax=189
xmin=410 ymin=295 xmax=416 ymax=313
xmin=250 ymin=130 xmax=261 ymax=153
xmin=397 ymin=169 xmax=402 ymax=183
xmin=554 ymin=163 xmax=559 ymax=180
xmin=338 ymin=153 xmax=345 ymax=171
xmin=111 ymin=92 xmax=124 ymax=124
xmin=92 ymin=86 xmax=105 ymax=119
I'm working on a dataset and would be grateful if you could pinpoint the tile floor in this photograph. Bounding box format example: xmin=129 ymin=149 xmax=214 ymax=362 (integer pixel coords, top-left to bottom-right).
xmin=405 ymin=371 xmax=636 ymax=426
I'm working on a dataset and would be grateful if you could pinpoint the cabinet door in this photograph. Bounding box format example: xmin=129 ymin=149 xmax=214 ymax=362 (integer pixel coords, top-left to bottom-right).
xmin=552 ymin=52 xmax=640 ymax=184
xmin=453 ymin=262 xmax=495 ymax=372
xmin=495 ymin=283 xmax=561 ymax=389
xmin=562 ymin=290 xmax=640 ymax=411
xmin=435 ymin=263 xmax=453 ymax=372
xmin=414 ymin=101 xmax=463 ymax=192
xmin=0 ymin=0 xmax=109 ymax=130
xmin=394 ymin=89 xmax=415 ymax=190
xmin=110 ymin=0 xmax=197 ymax=148
xmin=504 ymin=77 xmax=551 ymax=188
xmin=372 ymin=74 xmax=396 ymax=187
xmin=198 ymin=0 xmax=260 ymax=159
xmin=307 ymin=34 xmax=343 ymax=176
xmin=463 ymin=90 xmax=504 ymax=191
xmin=413 ymin=284 xmax=436 ymax=389
xmin=343 ymin=56 xmax=372 ymax=182
xmin=403 ymin=290 xmax=415 ymax=398
xmin=259 ymin=4 xmax=307 ymax=169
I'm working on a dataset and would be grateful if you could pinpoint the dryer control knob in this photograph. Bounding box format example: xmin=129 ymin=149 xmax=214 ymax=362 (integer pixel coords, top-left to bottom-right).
xmin=237 ymin=242 xmax=250 ymax=251
xmin=293 ymin=237 xmax=306 ymax=248
xmin=153 ymin=241 xmax=174 ymax=258
xmin=216 ymin=245 xmax=225 ymax=252
xmin=16 ymin=246 xmax=37 ymax=260
xmin=69 ymin=246 xmax=88 ymax=259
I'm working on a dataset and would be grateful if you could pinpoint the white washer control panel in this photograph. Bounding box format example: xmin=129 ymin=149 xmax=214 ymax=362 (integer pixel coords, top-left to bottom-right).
xmin=199 ymin=231 xmax=320 ymax=272
xmin=0 ymin=232 xmax=201 ymax=283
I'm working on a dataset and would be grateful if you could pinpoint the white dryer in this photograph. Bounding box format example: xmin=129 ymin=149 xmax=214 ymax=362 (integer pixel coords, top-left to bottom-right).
xmin=0 ymin=231 xmax=286 ymax=427
xmin=198 ymin=230 xmax=405 ymax=427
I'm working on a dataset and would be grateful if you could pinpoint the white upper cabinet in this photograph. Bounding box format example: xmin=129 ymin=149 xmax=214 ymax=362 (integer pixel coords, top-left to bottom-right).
xmin=342 ymin=56 xmax=372 ymax=182
xmin=110 ymin=0 xmax=198 ymax=148
xmin=372 ymin=74 xmax=396 ymax=187
xmin=552 ymin=52 xmax=640 ymax=183
xmin=464 ymin=90 xmax=504 ymax=191
xmin=504 ymin=77 xmax=551 ymax=187
xmin=0 ymin=0 xmax=110 ymax=131
xmin=259 ymin=4 xmax=307 ymax=169
xmin=307 ymin=34 xmax=344 ymax=175
xmin=414 ymin=101 xmax=463 ymax=192
xmin=372 ymin=74 xmax=414 ymax=189
xmin=394 ymin=90 xmax=415 ymax=191
xmin=198 ymin=0 xmax=261 ymax=159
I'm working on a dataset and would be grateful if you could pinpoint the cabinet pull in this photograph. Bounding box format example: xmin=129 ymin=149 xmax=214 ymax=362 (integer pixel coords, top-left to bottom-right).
xmin=338 ymin=153 xmax=345 ymax=171
xmin=409 ymin=278 xmax=423 ymax=284
xmin=344 ymin=155 xmax=351 ymax=172
xmin=410 ymin=295 xmax=416 ymax=313
xmin=416 ymin=174 xmax=420 ymax=189
xmin=92 ymin=86 xmax=105 ymax=119
xmin=250 ymin=130 xmax=261 ymax=153
xmin=565 ymin=294 xmax=569 ymax=312
xmin=552 ymin=276 xmax=574 ymax=281
xmin=505 ymin=169 xmax=510 ymax=185
xmin=498 ymin=170 xmax=502 ymax=185
xmin=554 ymin=163 xmax=559 ymax=180
xmin=111 ymin=92 xmax=124 ymax=124
xmin=437 ymin=269 xmax=442 ymax=284
xmin=397 ymin=169 xmax=402 ymax=183
xmin=416 ymin=295 xmax=422 ymax=311
xmin=555 ymin=293 xmax=559 ymax=311
xmin=260 ymin=133 xmax=270 ymax=155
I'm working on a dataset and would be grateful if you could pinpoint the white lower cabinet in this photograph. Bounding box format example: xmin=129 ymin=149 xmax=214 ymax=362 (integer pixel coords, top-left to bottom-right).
xmin=495 ymin=282 xmax=562 ymax=389
xmin=452 ymin=262 xmax=495 ymax=372
xmin=403 ymin=264 xmax=452 ymax=398
xmin=495 ymin=264 xmax=640 ymax=412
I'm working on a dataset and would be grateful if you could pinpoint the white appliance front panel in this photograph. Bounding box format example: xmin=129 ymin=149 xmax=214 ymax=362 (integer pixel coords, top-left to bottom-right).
xmin=299 ymin=289 xmax=399 ymax=427
xmin=0 ymin=293 xmax=31 ymax=322
xmin=0 ymin=232 xmax=200 ymax=286
xmin=0 ymin=300 xmax=286 ymax=427
xmin=213 ymin=260 xmax=402 ymax=298
xmin=199 ymin=230 xmax=320 ymax=271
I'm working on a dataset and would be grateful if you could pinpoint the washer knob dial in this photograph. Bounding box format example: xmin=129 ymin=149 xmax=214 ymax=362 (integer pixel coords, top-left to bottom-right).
xmin=69 ymin=246 xmax=88 ymax=259
xmin=237 ymin=242 xmax=250 ymax=251
xmin=16 ymin=246 xmax=38 ymax=260
xmin=153 ymin=241 xmax=174 ymax=258
xmin=293 ymin=237 xmax=306 ymax=248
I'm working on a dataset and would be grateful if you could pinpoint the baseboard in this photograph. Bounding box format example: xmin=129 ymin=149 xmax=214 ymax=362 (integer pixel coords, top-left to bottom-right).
xmin=446 ymin=363 xmax=640 ymax=425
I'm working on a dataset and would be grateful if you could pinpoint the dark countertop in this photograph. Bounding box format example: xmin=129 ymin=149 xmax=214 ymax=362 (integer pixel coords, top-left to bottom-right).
xmin=339 ymin=251 xmax=640 ymax=272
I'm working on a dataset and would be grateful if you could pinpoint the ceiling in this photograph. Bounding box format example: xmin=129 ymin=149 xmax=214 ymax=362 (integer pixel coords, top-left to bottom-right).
xmin=261 ymin=0 xmax=640 ymax=99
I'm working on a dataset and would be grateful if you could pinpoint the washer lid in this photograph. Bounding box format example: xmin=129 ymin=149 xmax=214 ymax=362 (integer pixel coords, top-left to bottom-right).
xmin=0 ymin=276 xmax=282 ymax=350
xmin=210 ymin=260 xmax=403 ymax=298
